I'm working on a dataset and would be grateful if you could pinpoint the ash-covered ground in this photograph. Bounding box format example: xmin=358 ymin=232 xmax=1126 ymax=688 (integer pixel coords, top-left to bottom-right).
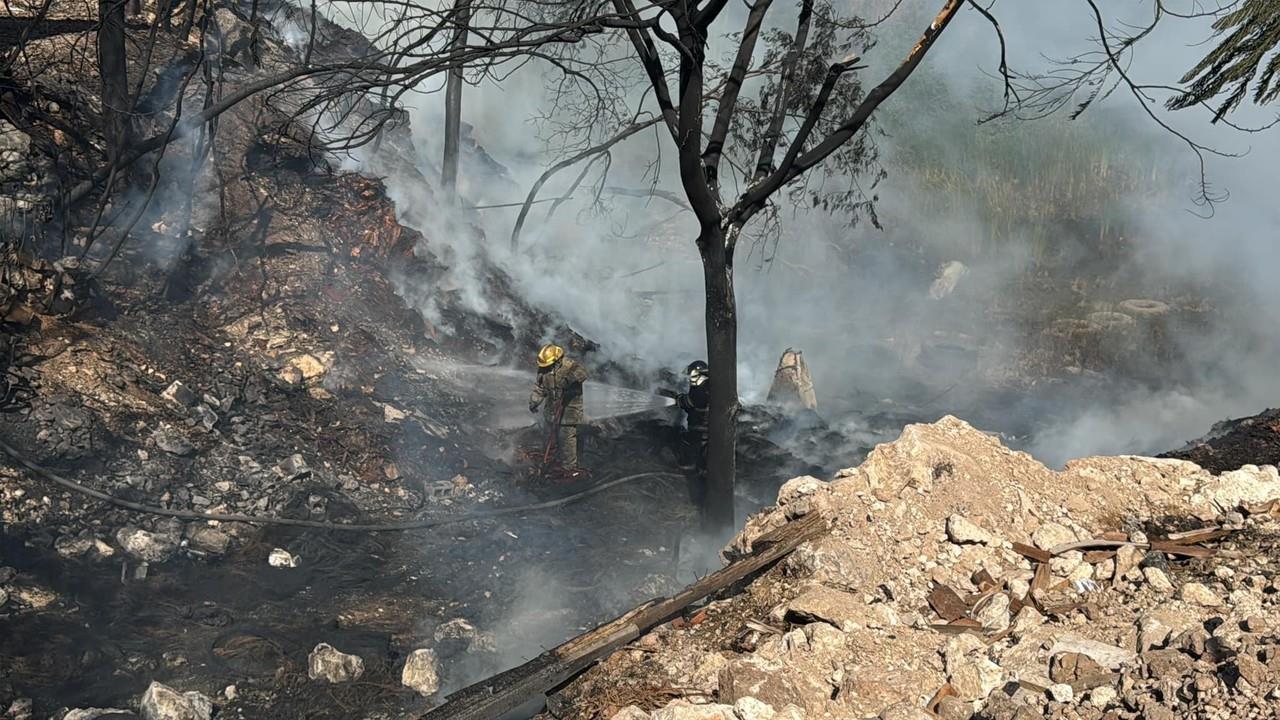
xmin=2 ymin=3 xmax=1279 ymax=720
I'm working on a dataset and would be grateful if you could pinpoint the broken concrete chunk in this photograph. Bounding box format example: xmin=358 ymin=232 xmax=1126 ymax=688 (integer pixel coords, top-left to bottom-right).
xmin=609 ymin=708 xmax=651 ymax=720
xmin=1050 ymin=652 xmax=1105 ymax=685
xmin=139 ymin=682 xmax=212 ymax=720
xmin=116 ymin=527 xmax=177 ymax=563
xmin=718 ymin=655 xmax=827 ymax=712
xmin=401 ymin=648 xmax=440 ymax=696
xmin=946 ymin=515 xmax=1003 ymax=546
xmin=308 ymin=643 xmax=364 ymax=683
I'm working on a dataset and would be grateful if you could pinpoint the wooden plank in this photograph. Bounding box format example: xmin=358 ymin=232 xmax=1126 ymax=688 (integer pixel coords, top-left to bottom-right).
xmin=1164 ymin=526 xmax=1221 ymax=542
xmin=928 ymin=583 xmax=970 ymax=621
xmin=419 ymin=512 xmax=828 ymax=720
xmin=1013 ymin=542 xmax=1051 ymax=563
xmin=1149 ymin=540 xmax=1214 ymax=558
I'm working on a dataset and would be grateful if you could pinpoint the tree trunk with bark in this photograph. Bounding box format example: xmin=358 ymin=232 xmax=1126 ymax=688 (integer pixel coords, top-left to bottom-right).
xmin=97 ymin=0 xmax=130 ymax=165
xmin=441 ymin=0 xmax=472 ymax=198
xmin=701 ymin=224 xmax=739 ymax=530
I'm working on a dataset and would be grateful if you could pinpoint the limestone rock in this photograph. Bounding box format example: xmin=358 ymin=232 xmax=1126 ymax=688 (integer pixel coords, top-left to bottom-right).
xmin=733 ymin=697 xmax=777 ymax=720
xmin=116 ymin=527 xmax=177 ymax=563
xmin=1177 ymin=582 xmax=1221 ymax=607
xmin=948 ymin=657 xmax=1004 ymax=701
xmin=879 ymin=699 xmax=933 ymax=720
xmin=1048 ymin=637 xmax=1135 ymax=670
xmin=1087 ymin=685 xmax=1118 ymax=708
xmin=610 ymin=708 xmax=651 ymax=720
xmin=1047 ymin=683 xmax=1075 ymax=703
xmin=268 ymin=548 xmax=300 ymax=568
xmin=63 ymin=710 xmax=135 ymax=720
xmin=308 ymin=643 xmax=364 ymax=683
xmin=975 ymin=593 xmax=1011 ymax=632
xmin=139 ymin=682 xmax=212 ymax=720
xmin=186 ymin=527 xmax=230 ymax=555
xmin=946 ymin=515 xmax=1003 ymax=547
xmin=785 ymin=585 xmax=864 ymax=630
xmin=1031 ymin=522 xmax=1076 ymax=551
xmin=401 ymin=648 xmax=440 ymax=696
xmin=1142 ymin=567 xmax=1173 ymax=594
xmin=1207 ymin=464 xmax=1280 ymax=513
xmin=719 ymin=655 xmax=828 ymax=712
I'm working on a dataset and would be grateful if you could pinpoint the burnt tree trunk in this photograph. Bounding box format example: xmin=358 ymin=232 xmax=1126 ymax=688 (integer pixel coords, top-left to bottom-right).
xmin=701 ymin=224 xmax=738 ymax=530
xmin=97 ymin=0 xmax=130 ymax=165
xmin=441 ymin=0 xmax=472 ymax=198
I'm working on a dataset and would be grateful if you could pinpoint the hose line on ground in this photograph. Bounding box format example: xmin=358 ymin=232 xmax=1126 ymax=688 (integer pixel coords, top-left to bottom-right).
xmin=0 ymin=437 xmax=680 ymax=532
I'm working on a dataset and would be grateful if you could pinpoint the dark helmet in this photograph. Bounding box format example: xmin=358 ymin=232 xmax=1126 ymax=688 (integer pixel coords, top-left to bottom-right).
xmin=686 ymin=360 xmax=709 ymax=386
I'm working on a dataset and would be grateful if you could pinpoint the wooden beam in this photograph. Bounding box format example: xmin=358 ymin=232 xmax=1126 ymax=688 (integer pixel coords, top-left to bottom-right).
xmin=419 ymin=512 xmax=828 ymax=720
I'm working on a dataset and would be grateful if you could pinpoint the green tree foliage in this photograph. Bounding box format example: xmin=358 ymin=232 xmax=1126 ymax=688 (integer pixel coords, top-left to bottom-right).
xmin=1169 ymin=0 xmax=1280 ymax=120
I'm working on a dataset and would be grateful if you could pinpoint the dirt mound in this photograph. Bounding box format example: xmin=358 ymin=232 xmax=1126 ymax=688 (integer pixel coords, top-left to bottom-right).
xmin=1161 ymin=407 xmax=1280 ymax=474
xmin=545 ymin=417 xmax=1280 ymax=720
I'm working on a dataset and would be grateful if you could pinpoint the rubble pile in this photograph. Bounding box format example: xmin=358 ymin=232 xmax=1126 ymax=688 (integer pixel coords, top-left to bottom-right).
xmin=545 ymin=417 xmax=1280 ymax=720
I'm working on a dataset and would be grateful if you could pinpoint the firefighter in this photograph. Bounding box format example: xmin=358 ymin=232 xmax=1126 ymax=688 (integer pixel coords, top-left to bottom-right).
xmin=529 ymin=343 xmax=589 ymax=474
xmin=675 ymin=360 xmax=710 ymax=507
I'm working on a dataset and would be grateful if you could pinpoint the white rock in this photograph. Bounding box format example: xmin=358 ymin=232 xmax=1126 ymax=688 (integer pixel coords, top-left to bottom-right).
xmin=610 ymin=708 xmax=651 ymax=720
xmin=734 ymin=697 xmax=777 ymax=720
xmin=1088 ymin=686 xmax=1118 ymax=708
xmin=308 ymin=643 xmax=364 ymax=683
xmin=1143 ymin=566 xmax=1174 ymax=593
xmin=140 ymin=682 xmax=212 ymax=720
xmin=268 ymin=548 xmax=300 ymax=568
xmin=401 ymin=648 xmax=440 ymax=696
xmin=879 ymin=698 xmax=935 ymax=720
xmin=1138 ymin=616 xmax=1171 ymax=652
xmin=1048 ymin=637 xmax=1135 ymax=670
xmin=975 ymin=593 xmax=1011 ymax=632
xmin=1032 ymin=522 xmax=1077 ymax=551
xmin=1048 ymin=683 xmax=1075 ymax=703
xmin=946 ymin=515 xmax=1002 ymax=546
xmin=949 ymin=657 xmax=1004 ymax=701
xmin=1177 ymin=582 xmax=1222 ymax=607
xmin=63 ymin=710 xmax=131 ymax=720
xmin=116 ymin=527 xmax=177 ymax=563
xmin=1010 ymin=606 xmax=1045 ymax=637
xmin=383 ymin=404 xmax=407 ymax=423
xmin=1208 ymin=465 xmax=1280 ymax=513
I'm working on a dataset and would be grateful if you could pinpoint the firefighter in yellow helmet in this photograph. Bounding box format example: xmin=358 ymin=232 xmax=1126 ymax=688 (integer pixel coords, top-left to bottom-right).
xmin=529 ymin=343 xmax=589 ymax=473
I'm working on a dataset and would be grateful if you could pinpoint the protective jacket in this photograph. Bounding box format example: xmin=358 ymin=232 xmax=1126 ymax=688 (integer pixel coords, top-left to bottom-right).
xmin=678 ymin=383 xmax=710 ymax=437
xmin=530 ymin=358 xmax=588 ymax=425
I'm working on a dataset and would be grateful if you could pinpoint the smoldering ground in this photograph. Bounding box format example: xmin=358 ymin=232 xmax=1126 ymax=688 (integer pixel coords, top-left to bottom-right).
xmin=330 ymin=0 xmax=1280 ymax=469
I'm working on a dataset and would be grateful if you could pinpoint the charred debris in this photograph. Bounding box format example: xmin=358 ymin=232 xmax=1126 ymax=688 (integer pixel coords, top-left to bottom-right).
xmin=0 ymin=2 xmax=1278 ymax=720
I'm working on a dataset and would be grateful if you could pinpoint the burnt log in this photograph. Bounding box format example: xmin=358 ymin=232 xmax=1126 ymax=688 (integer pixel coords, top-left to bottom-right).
xmin=418 ymin=512 xmax=828 ymax=720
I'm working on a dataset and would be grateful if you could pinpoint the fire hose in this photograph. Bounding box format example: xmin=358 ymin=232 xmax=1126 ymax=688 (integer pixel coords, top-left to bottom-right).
xmin=541 ymin=397 xmax=567 ymax=470
xmin=0 ymin=436 xmax=678 ymax=533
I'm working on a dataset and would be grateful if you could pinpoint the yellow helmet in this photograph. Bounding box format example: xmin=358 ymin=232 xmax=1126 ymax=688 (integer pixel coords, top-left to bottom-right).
xmin=537 ymin=344 xmax=565 ymax=368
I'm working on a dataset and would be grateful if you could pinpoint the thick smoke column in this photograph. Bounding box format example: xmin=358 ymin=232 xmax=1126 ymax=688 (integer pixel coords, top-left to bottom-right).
xmin=321 ymin=0 xmax=1280 ymax=466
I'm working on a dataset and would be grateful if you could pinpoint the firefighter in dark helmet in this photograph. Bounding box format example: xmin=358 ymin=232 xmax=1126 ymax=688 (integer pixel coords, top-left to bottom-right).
xmin=675 ymin=360 xmax=710 ymax=506
xmin=529 ymin=343 xmax=589 ymax=473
